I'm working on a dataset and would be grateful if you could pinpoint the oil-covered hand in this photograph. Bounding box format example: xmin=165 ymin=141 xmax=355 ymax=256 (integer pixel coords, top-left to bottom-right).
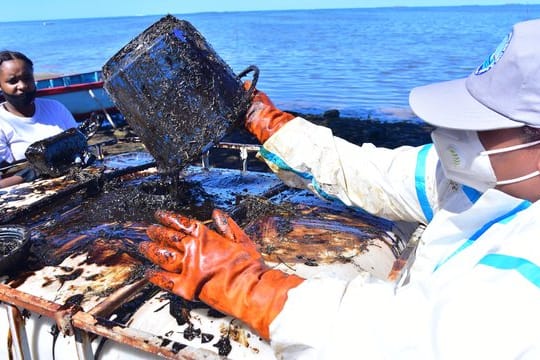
xmin=243 ymin=81 xmax=296 ymax=143
xmin=139 ymin=209 xmax=304 ymax=339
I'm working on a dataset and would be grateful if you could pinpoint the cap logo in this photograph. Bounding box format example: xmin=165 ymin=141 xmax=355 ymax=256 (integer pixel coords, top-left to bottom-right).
xmin=447 ymin=145 xmax=462 ymax=167
xmin=474 ymin=31 xmax=513 ymax=75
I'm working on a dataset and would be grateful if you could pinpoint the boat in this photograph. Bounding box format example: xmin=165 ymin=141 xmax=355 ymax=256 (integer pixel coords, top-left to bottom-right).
xmin=0 ymin=70 xmax=116 ymax=122
xmin=34 ymin=70 xmax=118 ymax=123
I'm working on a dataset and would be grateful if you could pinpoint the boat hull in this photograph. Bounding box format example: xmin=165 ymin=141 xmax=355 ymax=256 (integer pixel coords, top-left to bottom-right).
xmin=35 ymin=71 xmax=117 ymax=120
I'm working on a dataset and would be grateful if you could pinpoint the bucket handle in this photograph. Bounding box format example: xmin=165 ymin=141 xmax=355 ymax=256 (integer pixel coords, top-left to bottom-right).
xmin=237 ymin=65 xmax=260 ymax=99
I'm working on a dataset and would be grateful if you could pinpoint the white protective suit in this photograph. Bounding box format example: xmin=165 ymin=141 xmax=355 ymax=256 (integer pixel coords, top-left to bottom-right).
xmin=262 ymin=117 xmax=540 ymax=359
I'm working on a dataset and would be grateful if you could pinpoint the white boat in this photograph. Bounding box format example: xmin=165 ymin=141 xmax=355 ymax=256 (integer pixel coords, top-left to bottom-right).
xmin=35 ymin=70 xmax=117 ymax=121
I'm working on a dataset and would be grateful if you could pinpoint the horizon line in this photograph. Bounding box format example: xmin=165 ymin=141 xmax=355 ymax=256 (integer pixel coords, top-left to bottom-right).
xmin=1 ymin=3 xmax=538 ymax=23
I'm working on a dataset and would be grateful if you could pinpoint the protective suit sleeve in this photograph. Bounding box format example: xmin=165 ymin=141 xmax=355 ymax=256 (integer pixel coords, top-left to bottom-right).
xmin=260 ymin=117 xmax=442 ymax=223
xmin=269 ymin=227 xmax=540 ymax=359
xmin=269 ymin=274 xmax=431 ymax=359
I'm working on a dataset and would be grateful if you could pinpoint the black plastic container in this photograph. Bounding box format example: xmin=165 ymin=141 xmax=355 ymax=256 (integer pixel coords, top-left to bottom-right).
xmin=102 ymin=15 xmax=258 ymax=172
xmin=0 ymin=225 xmax=30 ymax=274
xmin=25 ymin=128 xmax=88 ymax=177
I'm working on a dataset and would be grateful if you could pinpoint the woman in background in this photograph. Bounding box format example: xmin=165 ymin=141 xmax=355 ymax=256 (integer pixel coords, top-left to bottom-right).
xmin=0 ymin=50 xmax=77 ymax=188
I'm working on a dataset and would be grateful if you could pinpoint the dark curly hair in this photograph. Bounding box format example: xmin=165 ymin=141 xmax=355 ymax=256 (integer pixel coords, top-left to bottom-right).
xmin=0 ymin=50 xmax=33 ymax=68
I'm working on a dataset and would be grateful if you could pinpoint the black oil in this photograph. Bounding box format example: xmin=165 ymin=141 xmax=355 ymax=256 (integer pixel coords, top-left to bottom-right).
xmin=78 ymin=172 xmax=215 ymax=225
xmin=0 ymin=238 xmax=18 ymax=256
xmin=159 ymin=337 xmax=171 ymax=347
xmin=183 ymin=323 xmax=201 ymax=341
xmin=50 ymin=324 xmax=60 ymax=360
xmin=171 ymin=341 xmax=187 ymax=354
xmin=55 ymin=268 xmax=84 ymax=286
xmin=213 ymin=336 xmax=232 ymax=356
xmin=232 ymin=195 xmax=296 ymax=228
xmin=169 ymin=296 xmax=194 ymax=326
xmin=201 ymin=333 xmax=214 ymax=343
xmin=60 ymin=293 xmax=84 ymax=308
xmin=167 ymin=293 xmax=231 ymax=354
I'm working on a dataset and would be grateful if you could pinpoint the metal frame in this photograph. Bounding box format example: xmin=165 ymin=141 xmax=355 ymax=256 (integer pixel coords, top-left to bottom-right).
xmin=0 ymin=281 xmax=216 ymax=359
xmin=202 ymin=142 xmax=261 ymax=172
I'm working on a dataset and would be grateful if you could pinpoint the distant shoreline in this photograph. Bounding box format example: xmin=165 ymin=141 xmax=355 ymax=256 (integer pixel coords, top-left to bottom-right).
xmin=5 ymin=4 xmax=540 ymax=23
xmin=220 ymin=110 xmax=433 ymax=149
xmin=34 ymin=72 xmax=64 ymax=80
xmin=202 ymin=111 xmax=432 ymax=172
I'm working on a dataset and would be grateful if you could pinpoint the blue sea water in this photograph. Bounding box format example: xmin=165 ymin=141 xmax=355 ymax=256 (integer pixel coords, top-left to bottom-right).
xmin=1 ymin=5 xmax=539 ymax=121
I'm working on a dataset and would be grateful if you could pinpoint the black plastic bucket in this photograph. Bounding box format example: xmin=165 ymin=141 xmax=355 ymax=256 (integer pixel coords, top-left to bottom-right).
xmin=102 ymin=15 xmax=258 ymax=172
xmin=25 ymin=128 xmax=89 ymax=177
xmin=0 ymin=225 xmax=30 ymax=274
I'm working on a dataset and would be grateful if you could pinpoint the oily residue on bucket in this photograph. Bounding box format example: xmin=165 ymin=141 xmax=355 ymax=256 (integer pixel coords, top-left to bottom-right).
xmin=0 ymin=239 xmax=19 ymax=256
xmin=103 ymin=14 xmax=256 ymax=173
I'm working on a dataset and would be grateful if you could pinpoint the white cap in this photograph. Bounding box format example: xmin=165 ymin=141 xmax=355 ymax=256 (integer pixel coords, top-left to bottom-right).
xmin=409 ymin=18 xmax=540 ymax=130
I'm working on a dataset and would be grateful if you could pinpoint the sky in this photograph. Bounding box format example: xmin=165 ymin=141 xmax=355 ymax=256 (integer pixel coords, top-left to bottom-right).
xmin=2 ymin=0 xmax=540 ymax=22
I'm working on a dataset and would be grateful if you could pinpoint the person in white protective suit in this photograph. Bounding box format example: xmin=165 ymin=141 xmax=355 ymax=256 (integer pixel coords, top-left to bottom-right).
xmin=139 ymin=18 xmax=540 ymax=359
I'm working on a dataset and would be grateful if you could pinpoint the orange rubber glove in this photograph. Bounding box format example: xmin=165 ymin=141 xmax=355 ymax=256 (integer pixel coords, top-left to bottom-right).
xmin=139 ymin=209 xmax=304 ymax=339
xmin=243 ymin=81 xmax=296 ymax=143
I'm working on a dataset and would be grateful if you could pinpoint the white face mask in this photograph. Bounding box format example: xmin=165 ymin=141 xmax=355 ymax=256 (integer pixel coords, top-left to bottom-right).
xmin=431 ymin=128 xmax=540 ymax=193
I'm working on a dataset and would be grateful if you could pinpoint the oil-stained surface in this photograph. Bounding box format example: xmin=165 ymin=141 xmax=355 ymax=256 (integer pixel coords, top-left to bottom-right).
xmin=103 ymin=15 xmax=253 ymax=173
xmin=0 ymin=175 xmax=85 ymax=225
xmin=73 ymin=172 xmax=216 ymax=224
xmin=1 ymin=160 xmax=412 ymax=359
xmin=243 ymin=200 xmax=398 ymax=265
xmin=0 ymin=153 xmax=156 ymax=225
xmin=234 ymin=195 xmax=405 ymax=280
xmin=1 ymin=166 xmax=287 ymax=307
xmin=101 ymin=289 xmax=274 ymax=359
